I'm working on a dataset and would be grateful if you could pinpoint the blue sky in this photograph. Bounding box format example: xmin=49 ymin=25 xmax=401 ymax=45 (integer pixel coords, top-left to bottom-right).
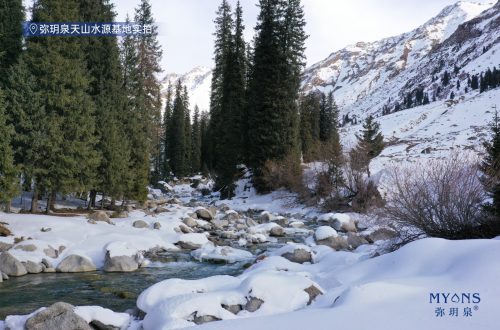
xmin=23 ymin=0 xmax=495 ymax=75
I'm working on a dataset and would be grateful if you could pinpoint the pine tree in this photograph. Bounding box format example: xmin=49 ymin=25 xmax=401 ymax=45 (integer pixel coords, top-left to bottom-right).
xmin=357 ymin=116 xmax=384 ymax=159
xmin=171 ymin=80 xmax=187 ymax=177
xmin=192 ymin=105 xmax=202 ymax=174
xmin=457 ymin=80 xmax=460 ymax=90
xmin=481 ymin=108 xmax=500 ymax=216
xmin=442 ymin=71 xmax=450 ymax=87
xmin=200 ymin=111 xmax=213 ymax=172
xmin=162 ymin=86 xmax=173 ymax=179
xmin=450 ymin=91 xmax=455 ymax=100
xmin=209 ymin=0 xmax=234 ymax=172
xmin=299 ymin=94 xmax=313 ymax=161
xmin=5 ymin=58 xmax=46 ymax=213
xmin=28 ymin=0 xmax=99 ymax=213
xmin=183 ymin=86 xmax=192 ymax=175
xmin=218 ymin=1 xmax=247 ymax=193
xmin=135 ymin=0 xmax=163 ymax=180
xmin=78 ymin=0 xmax=131 ymax=206
xmin=319 ymin=91 xmax=338 ymax=142
xmin=0 ymin=0 xmax=24 ymax=88
xmin=246 ymin=0 xmax=307 ymax=185
xmin=0 ymin=91 xmax=21 ymax=212
xmin=120 ymin=13 xmax=149 ymax=204
xmin=308 ymin=93 xmax=320 ymax=143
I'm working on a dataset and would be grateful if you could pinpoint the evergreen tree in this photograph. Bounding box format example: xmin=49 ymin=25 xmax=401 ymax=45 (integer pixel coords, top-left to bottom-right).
xmin=170 ymin=80 xmax=187 ymax=177
xmin=183 ymin=86 xmax=192 ymax=175
xmin=481 ymin=108 xmax=500 ymax=216
xmin=319 ymin=91 xmax=338 ymax=142
xmin=218 ymin=0 xmax=247 ymax=192
xmin=28 ymin=0 xmax=99 ymax=212
xmin=162 ymin=86 xmax=173 ymax=179
xmin=480 ymin=73 xmax=486 ymax=93
xmin=78 ymin=0 xmax=131 ymax=206
xmin=5 ymin=58 xmax=46 ymax=213
xmin=406 ymin=92 xmax=412 ymax=108
xmin=299 ymin=94 xmax=313 ymax=161
xmin=192 ymin=105 xmax=202 ymax=174
xmin=200 ymin=111 xmax=213 ymax=172
xmin=450 ymin=91 xmax=455 ymax=100
xmin=308 ymin=93 xmax=320 ymax=143
xmin=471 ymin=75 xmax=479 ymax=90
xmin=423 ymin=93 xmax=429 ymax=105
xmin=0 ymin=0 xmax=24 ymax=88
xmin=120 ymin=13 xmax=149 ymax=204
xmin=135 ymin=0 xmax=163 ymax=179
xmin=443 ymin=71 xmax=450 ymax=86
xmin=457 ymin=80 xmax=460 ymax=90
xmin=209 ymin=0 xmax=234 ymax=171
xmin=356 ymin=115 xmax=384 ymax=159
xmin=246 ymin=0 xmax=307 ymax=186
xmin=0 ymin=91 xmax=21 ymax=212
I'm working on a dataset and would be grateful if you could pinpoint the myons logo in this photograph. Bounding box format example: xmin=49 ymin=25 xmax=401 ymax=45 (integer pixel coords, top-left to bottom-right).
xmin=430 ymin=293 xmax=480 ymax=304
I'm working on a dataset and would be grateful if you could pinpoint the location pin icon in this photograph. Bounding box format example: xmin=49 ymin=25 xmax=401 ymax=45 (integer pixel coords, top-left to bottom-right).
xmin=29 ymin=23 xmax=37 ymax=34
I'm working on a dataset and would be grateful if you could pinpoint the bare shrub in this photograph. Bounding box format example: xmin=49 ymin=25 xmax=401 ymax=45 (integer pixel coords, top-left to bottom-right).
xmin=260 ymin=152 xmax=303 ymax=195
xmin=381 ymin=151 xmax=500 ymax=244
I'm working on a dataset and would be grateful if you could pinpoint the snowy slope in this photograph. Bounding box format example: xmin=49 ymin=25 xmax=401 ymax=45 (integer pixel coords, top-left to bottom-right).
xmin=160 ymin=66 xmax=213 ymax=112
xmin=301 ymin=1 xmax=493 ymax=110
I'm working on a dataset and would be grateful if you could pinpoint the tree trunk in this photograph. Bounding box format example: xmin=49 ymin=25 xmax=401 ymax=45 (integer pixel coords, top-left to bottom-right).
xmin=100 ymin=192 xmax=105 ymax=210
xmin=31 ymin=187 xmax=38 ymax=214
xmin=46 ymin=192 xmax=52 ymax=214
xmin=88 ymin=190 xmax=96 ymax=210
xmin=5 ymin=200 xmax=11 ymax=213
xmin=49 ymin=191 xmax=56 ymax=211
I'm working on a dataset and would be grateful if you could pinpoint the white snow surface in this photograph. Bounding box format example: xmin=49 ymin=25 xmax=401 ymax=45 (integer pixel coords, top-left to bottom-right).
xmin=0 ymin=208 xmax=208 ymax=268
xmin=315 ymin=226 xmax=338 ymax=240
xmin=191 ymin=244 xmax=253 ymax=263
xmin=73 ymin=306 xmax=131 ymax=328
xmin=131 ymin=237 xmax=500 ymax=329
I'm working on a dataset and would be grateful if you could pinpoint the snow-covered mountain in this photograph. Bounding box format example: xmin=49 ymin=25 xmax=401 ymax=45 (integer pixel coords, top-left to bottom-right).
xmin=302 ymin=1 xmax=493 ymax=108
xmin=160 ymin=66 xmax=213 ymax=112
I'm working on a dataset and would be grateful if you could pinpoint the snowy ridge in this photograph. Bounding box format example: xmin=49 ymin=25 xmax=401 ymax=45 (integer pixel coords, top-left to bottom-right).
xmin=301 ymin=1 xmax=493 ymax=109
xmin=160 ymin=66 xmax=213 ymax=112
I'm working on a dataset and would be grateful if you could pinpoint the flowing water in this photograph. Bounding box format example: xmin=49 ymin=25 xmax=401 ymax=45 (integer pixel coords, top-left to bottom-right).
xmin=0 ymin=259 xmax=248 ymax=320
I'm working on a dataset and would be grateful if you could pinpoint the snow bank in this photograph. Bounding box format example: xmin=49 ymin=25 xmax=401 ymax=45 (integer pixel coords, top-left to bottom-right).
xmin=191 ymin=245 xmax=253 ymax=263
xmin=103 ymin=241 xmax=139 ymax=258
xmin=74 ymin=306 xmax=131 ymax=328
xmin=314 ymin=226 xmax=338 ymax=240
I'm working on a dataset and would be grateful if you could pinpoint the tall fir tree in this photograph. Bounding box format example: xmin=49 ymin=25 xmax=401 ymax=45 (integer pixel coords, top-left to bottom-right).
xmin=0 ymin=91 xmax=21 ymax=212
xmin=209 ymin=0 xmax=234 ymax=171
xmin=299 ymin=94 xmax=314 ymax=161
xmin=481 ymin=108 xmax=500 ymax=217
xmin=183 ymin=86 xmax=192 ymax=175
xmin=135 ymin=0 xmax=163 ymax=182
xmin=78 ymin=0 xmax=131 ymax=207
xmin=120 ymin=13 xmax=149 ymax=204
xmin=28 ymin=0 xmax=99 ymax=212
xmin=0 ymin=0 xmax=24 ymax=88
xmin=356 ymin=115 xmax=384 ymax=161
xmin=162 ymin=86 xmax=173 ymax=179
xmin=246 ymin=0 xmax=307 ymax=188
xmin=5 ymin=58 xmax=46 ymax=213
xmin=319 ymin=91 xmax=339 ymax=142
xmin=218 ymin=1 xmax=247 ymax=193
xmin=170 ymin=80 xmax=187 ymax=177
xmin=191 ymin=105 xmax=202 ymax=174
